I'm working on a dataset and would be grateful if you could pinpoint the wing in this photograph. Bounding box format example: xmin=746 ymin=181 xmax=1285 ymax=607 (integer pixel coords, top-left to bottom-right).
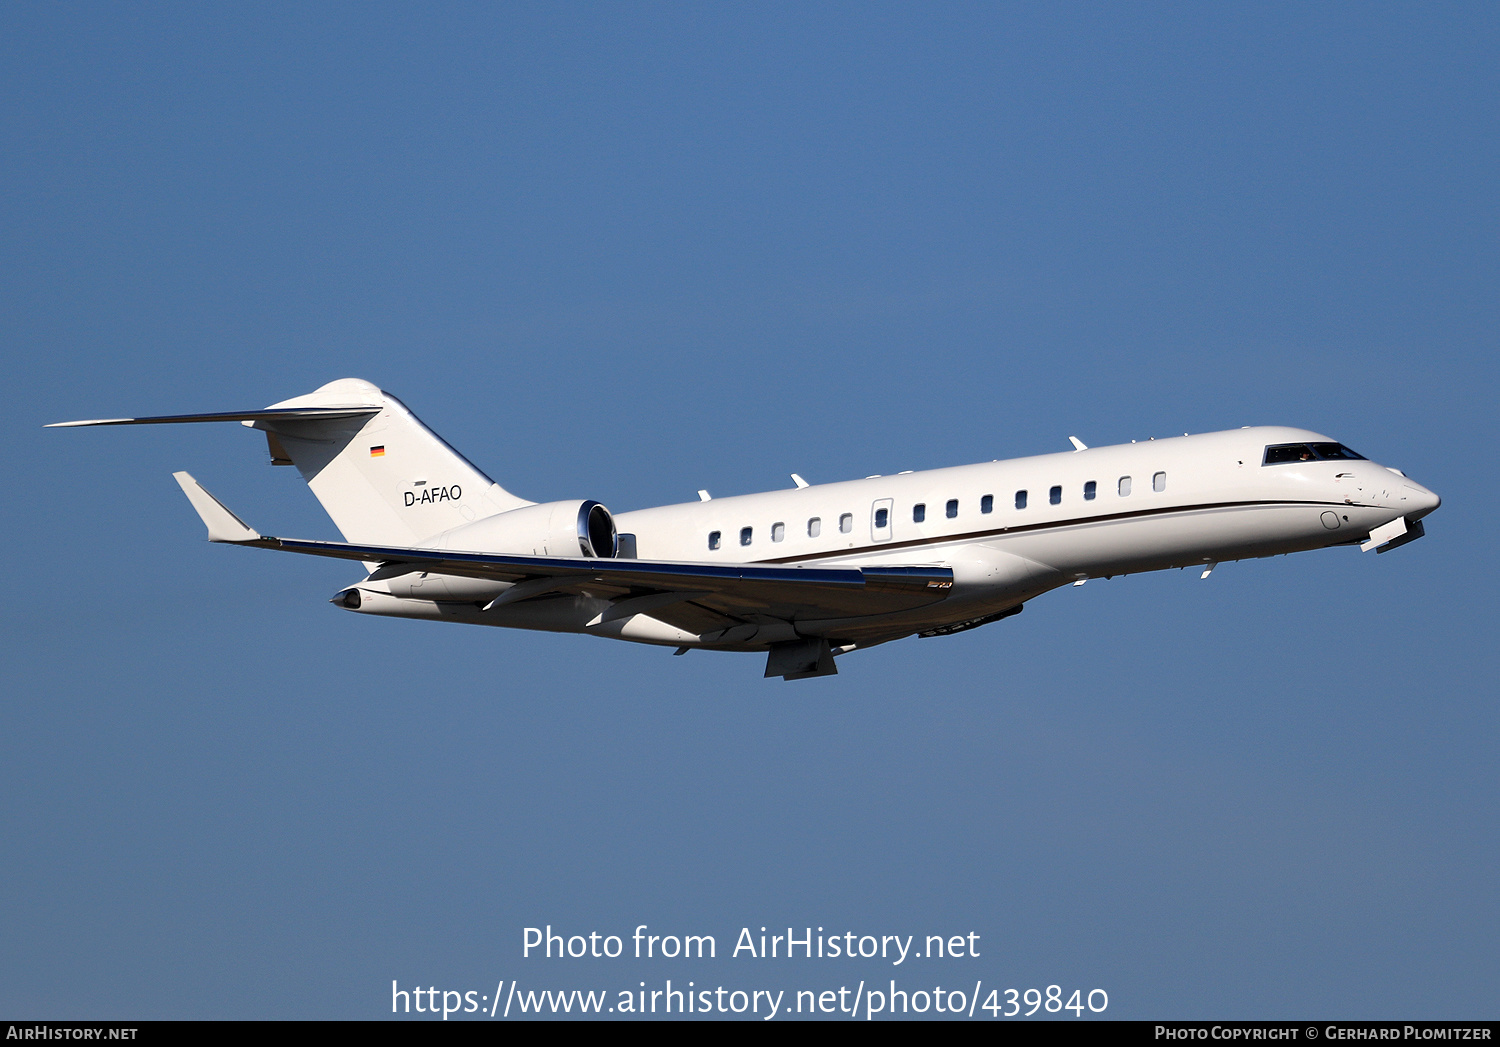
xmin=171 ymin=472 xmax=954 ymax=634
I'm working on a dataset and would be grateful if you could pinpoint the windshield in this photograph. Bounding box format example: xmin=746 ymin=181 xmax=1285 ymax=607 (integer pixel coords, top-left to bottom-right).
xmin=1263 ymin=442 xmax=1366 ymax=465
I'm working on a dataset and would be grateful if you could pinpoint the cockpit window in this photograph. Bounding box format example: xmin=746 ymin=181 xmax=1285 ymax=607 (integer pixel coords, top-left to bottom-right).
xmin=1262 ymin=442 xmax=1366 ymax=465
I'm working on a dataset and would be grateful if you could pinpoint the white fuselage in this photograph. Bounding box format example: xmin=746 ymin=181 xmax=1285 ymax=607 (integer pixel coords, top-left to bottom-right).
xmin=349 ymin=425 xmax=1440 ymax=652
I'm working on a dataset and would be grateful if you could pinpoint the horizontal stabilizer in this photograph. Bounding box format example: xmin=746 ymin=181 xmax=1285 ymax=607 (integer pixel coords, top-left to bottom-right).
xmin=172 ymin=472 xmax=261 ymax=543
xmin=47 ymin=407 xmax=380 ymax=428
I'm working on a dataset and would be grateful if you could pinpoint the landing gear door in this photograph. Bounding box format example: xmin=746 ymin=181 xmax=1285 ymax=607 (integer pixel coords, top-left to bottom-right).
xmin=871 ymin=497 xmax=894 ymax=543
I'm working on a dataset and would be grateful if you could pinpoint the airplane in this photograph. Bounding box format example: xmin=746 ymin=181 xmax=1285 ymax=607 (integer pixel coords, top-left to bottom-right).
xmin=50 ymin=378 xmax=1440 ymax=680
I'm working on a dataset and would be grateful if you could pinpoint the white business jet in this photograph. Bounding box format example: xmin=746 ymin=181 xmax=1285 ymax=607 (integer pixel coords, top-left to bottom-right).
xmin=51 ymin=378 xmax=1439 ymax=680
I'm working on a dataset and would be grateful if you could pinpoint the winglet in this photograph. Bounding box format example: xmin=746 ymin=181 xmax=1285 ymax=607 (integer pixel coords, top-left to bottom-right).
xmin=171 ymin=472 xmax=261 ymax=543
xmin=1068 ymin=436 xmax=1088 ymax=451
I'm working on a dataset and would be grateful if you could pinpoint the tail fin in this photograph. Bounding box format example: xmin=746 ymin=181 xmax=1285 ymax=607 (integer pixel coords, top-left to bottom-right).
xmin=250 ymin=379 xmax=530 ymax=544
xmin=49 ymin=378 xmax=531 ymax=544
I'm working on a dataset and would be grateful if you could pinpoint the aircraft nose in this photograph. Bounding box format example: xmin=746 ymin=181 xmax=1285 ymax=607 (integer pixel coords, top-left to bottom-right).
xmin=1403 ymin=482 xmax=1441 ymax=519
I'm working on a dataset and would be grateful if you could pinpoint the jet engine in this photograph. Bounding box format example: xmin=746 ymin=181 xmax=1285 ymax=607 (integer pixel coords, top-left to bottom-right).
xmin=423 ymin=499 xmax=618 ymax=559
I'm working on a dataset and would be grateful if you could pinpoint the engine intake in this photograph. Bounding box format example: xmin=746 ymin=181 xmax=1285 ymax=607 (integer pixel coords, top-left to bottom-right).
xmin=577 ymin=500 xmax=616 ymax=558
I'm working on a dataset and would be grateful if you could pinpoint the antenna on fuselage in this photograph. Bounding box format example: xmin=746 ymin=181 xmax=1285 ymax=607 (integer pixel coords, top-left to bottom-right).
xmin=1068 ymin=436 xmax=1088 ymax=451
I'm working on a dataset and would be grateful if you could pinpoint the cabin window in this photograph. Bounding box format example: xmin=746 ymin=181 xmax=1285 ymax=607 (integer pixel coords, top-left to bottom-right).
xmin=873 ymin=508 xmax=888 ymax=529
xmin=1153 ymin=471 xmax=1166 ymax=492
xmin=839 ymin=513 xmax=853 ymax=533
xmin=708 ymin=531 xmax=721 ymax=551
xmin=1263 ymin=442 xmax=1366 ymax=465
xmin=913 ymin=503 xmax=926 ymax=523
xmin=981 ymin=494 xmax=993 ymax=514
xmin=808 ymin=517 xmax=821 ymax=538
xmin=1015 ymin=489 xmax=1028 ymax=510
xmin=740 ymin=526 xmax=753 ymax=546
xmin=772 ymin=521 xmax=785 ymax=542
xmin=1118 ymin=476 xmax=1132 ymax=496
xmin=946 ymin=499 xmax=958 ymax=519
xmin=1084 ymin=480 xmax=1097 ymax=501
xmin=1049 ymin=485 xmax=1062 ymax=505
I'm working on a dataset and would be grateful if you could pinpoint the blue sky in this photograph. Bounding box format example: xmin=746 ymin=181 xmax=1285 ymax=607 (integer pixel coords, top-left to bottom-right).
xmin=2 ymin=3 xmax=1495 ymax=1019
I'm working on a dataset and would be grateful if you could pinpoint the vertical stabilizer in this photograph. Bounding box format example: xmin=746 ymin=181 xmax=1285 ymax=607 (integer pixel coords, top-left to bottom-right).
xmin=251 ymin=379 xmax=530 ymax=544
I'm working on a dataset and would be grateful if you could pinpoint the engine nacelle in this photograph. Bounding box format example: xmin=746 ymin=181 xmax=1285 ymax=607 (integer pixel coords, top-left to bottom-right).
xmin=423 ymin=499 xmax=618 ymax=559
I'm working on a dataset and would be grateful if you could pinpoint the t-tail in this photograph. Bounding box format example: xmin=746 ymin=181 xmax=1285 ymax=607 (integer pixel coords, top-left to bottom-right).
xmin=47 ymin=378 xmax=531 ymax=545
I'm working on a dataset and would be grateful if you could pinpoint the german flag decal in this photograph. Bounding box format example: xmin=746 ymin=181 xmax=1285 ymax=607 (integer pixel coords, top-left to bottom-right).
xmin=369 ymin=446 xmax=385 ymax=457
